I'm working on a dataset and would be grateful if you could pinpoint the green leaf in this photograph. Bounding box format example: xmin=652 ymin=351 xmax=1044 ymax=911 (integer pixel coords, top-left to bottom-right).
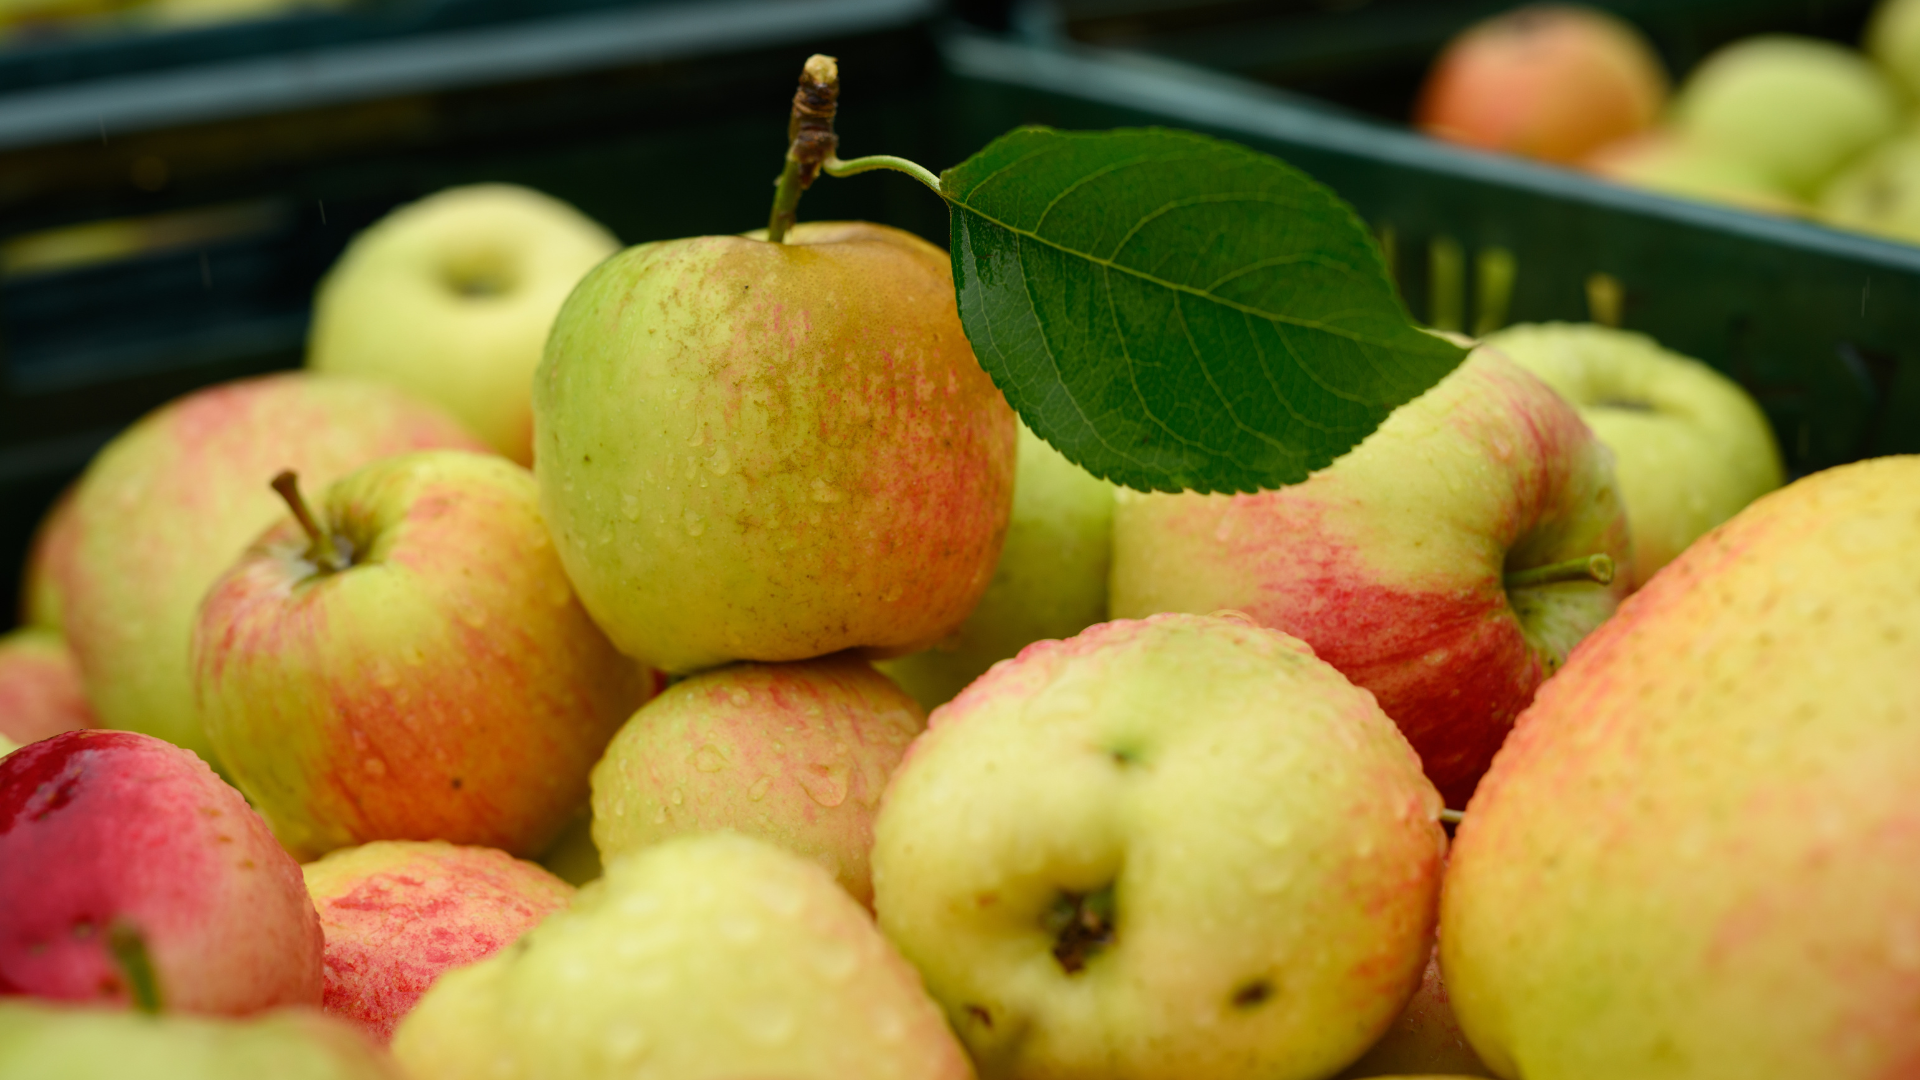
xmin=941 ymin=126 xmax=1468 ymax=494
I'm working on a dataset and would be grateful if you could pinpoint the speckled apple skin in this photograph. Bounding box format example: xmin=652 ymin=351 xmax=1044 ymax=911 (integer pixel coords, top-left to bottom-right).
xmin=0 ymin=730 xmax=323 ymax=1013
xmin=1442 ymin=456 xmax=1920 ymax=1080
xmin=57 ymin=373 xmax=486 ymax=763
xmin=591 ymin=654 xmax=925 ymax=907
xmin=195 ymin=451 xmax=655 ymax=861
xmin=0 ymin=627 xmax=97 ymax=746
xmin=1110 ymin=349 xmax=1630 ymax=808
xmin=872 ymin=613 xmax=1446 ymax=1080
xmin=392 ymin=833 xmax=975 ymax=1080
xmin=302 ymin=841 xmax=573 ymax=1044
xmin=0 ymin=1001 xmax=404 ymax=1079
xmin=533 ymin=221 xmax=1017 ymax=674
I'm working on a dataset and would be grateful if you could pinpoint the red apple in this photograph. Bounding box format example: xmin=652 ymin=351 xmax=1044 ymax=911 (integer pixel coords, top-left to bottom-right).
xmin=0 ymin=730 xmax=322 ymax=1013
xmin=193 ymin=450 xmax=656 ymax=860
xmin=0 ymin=627 xmax=96 ymax=746
xmin=1417 ymin=4 xmax=1669 ymax=164
xmin=302 ymin=841 xmax=573 ymax=1044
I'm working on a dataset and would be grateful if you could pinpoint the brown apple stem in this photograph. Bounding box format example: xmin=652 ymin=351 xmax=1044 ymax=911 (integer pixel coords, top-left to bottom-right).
xmin=271 ymin=470 xmax=346 ymax=572
xmin=1439 ymin=808 xmax=1465 ymax=825
xmin=1504 ymin=553 xmax=1614 ymax=590
xmin=108 ymin=919 xmax=165 ymax=1015
xmin=766 ymin=54 xmax=840 ymax=243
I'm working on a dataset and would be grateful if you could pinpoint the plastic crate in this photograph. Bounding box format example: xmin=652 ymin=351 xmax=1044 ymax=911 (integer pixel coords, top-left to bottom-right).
xmin=3 ymin=9 xmax=1916 ymax=622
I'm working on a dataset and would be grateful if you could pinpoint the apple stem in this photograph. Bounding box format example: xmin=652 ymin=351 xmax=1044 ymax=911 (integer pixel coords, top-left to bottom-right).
xmin=108 ymin=919 xmax=164 ymax=1015
xmin=822 ymin=153 xmax=942 ymax=195
xmin=767 ymin=54 xmax=841 ymax=243
xmin=1504 ymin=553 xmax=1614 ymax=591
xmin=271 ymin=470 xmax=347 ymax=573
xmin=1439 ymin=808 xmax=1465 ymax=825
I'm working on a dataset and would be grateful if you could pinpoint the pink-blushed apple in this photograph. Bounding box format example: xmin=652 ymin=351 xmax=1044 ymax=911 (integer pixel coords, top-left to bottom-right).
xmin=533 ymin=220 xmax=1018 ymax=675
xmin=590 ymin=654 xmax=925 ymax=907
xmin=193 ymin=449 xmax=656 ymax=861
xmin=56 ymin=373 xmax=486 ymax=764
xmin=393 ymin=832 xmax=975 ymax=1080
xmin=0 ymin=1000 xmax=405 ymax=1078
xmin=0 ymin=730 xmax=322 ymax=1013
xmin=1442 ymin=455 xmax=1920 ymax=1079
xmin=1417 ymin=4 xmax=1668 ymax=164
xmin=1109 ymin=347 xmax=1631 ymax=809
xmin=872 ymin=614 xmax=1446 ymax=1080
xmin=1334 ymin=945 xmax=1492 ymax=1079
xmin=0 ymin=627 xmax=96 ymax=746
xmin=308 ymin=184 xmax=620 ymax=465
xmin=301 ymin=841 xmax=573 ymax=1044
xmin=18 ymin=482 xmax=76 ymax=630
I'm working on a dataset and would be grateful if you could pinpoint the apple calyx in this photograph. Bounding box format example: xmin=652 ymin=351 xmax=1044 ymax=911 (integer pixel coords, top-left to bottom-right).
xmin=1503 ymin=553 xmax=1615 ymax=591
xmin=107 ymin=919 xmax=165 ymax=1015
xmin=270 ymin=470 xmax=352 ymax=573
xmin=1044 ymin=885 xmax=1117 ymax=974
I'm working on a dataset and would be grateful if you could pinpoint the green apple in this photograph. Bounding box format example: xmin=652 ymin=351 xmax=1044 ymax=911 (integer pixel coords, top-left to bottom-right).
xmin=56 ymin=373 xmax=485 ymax=763
xmin=1583 ymin=130 xmax=1808 ymax=215
xmin=193 ymin=450 xmax=653 ymax=860
xmin=1671 ymin=35 xmax=1902 ymax=197
xmin=1333 ymin=946 xmax=1492 ymax=1079
xmin=303 ymin=841 xmax=574 ymax=1044
xmin=309 ymin=185 xmax=619 ymax=465
xmin=1481 ymin=322 xmax=1783 ymax=586
xmin=878 ymin=422 xmax=1113 ymax=710
xmin=1109 ymin=346 xmax=1630 ymax=808
xmin=872 ymin=613 xmax=1446 ymax=1080
xmin=0 ymin=626 xmax=96 ymax=746
xmin=1417 ymin=4 xmax=1668 ymax=164
xmin=0 ymin=1001 xmax=401 ymax=1079
xmin=591 ymin=654 xmax=924 ymax=907
xmin=1442 ymin=455 xmax=1920 ymax=1079
xmin=1818 ymin=132 xmax=1920 ymax=243
xmin=393 ymin=832 xmax=974 ymax=1080
xmin=537 ymin=807 xmax=603 ymax=887
xmin=533 ymin=220 xmax=1018 ymax=674
xmin=1867 ymin=0 xmax=1920 ymax=99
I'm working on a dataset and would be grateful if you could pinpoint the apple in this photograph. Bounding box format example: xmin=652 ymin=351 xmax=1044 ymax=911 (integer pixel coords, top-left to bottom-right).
xmin=872 ymin=613 xmax=1446 ymax=1080
xmin=0 ymin=626 xmax=96 ymax=746
xmin=193 ymin=449 xmax=654 ymax=861
xmin=878 ymin=422 xmax=1115 ymax=711
xmin=0 ymin=1001 xmax=402 ymax=1079
xmin=0 ymin=730 xmax=322 ymax=1013
xmin=1333 ymin=946 xmax=1493 ymax=1079
xmin=1670 ymin=35 xmax=1902 ymax=197
xmin=1480 ymin=322 xmax=1783 ymax=586
xmin=537 ymin=807 xmax=602 ymax=887
xmin=18 ymin=482 xmax=76 ymax=630
xmin=1442 ymin=455 xmax=1920 ymax=1079
xmin=590 ymin=653 xmax=925 ymax=907
xmin=1109 ymin=346 xmax=1631 ymax=808
xmin=308 ymin=185 xmax=619 ymax=466
xmin=1416 ymin=4 xmax=1669 ymax=164
xmin=1818 ymin=132 xmax=1920 ymax=244
xmin=533 ymin=220 xmax=1018 ymax=674
xmin=1867 ymin=0 xmax=1920 ymax=99
xmin=55 ymin=373 xmax=485 ymax=764
xmin=392 ymin=832 xmax=974 ymax=1080
xmin=302 ymin=841 xmax=573 ymax=1044
xmin=1583 ymin=130 xmax=1808 ymax=216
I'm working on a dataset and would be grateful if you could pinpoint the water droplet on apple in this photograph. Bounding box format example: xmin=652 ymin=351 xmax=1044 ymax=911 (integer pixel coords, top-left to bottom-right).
xmin=669 ymin=788 xmax=684 ymax=806
xmin=601 ymin=1024 xmax=649 ymax=1064
xmin=811 ymin=940 xmax=858 ymax=983
xmin=733 ymin=998 xmax=796 ymax=1046
xmin=749 ymin=878 xmax=805 ymax=918
xmin=684 ymin=510 xmax=706 ymax=537
xmin=708 ymin=445 xmax=732 ymax=475
xmin=719 ymin=911 xmax=762 ymax=945
xmin=798 ymin=760 xmax=851 ymax=808
xmin=362 ymin=758 xmax=387 ymax=777
xmin=652 ymin=806 xmax=667 ymax=825
xmin=729 ymin=688 xmax=751 ymax=707
xmin=869 ymin=1003 xmax=907 ymax=1043
xmin=621 ymin=493 xmax=640 ymax=521
xmin=881 ymin=584 xmax=903 ymax=603
xmin=747 ymin=775 xmax=773 ymax=801
xmin=692 ymin=745 xmax=727 ymax=772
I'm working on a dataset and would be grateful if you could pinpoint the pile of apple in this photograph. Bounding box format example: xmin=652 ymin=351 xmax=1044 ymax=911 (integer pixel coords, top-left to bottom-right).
xmin=1419 ymin=0 xmax=1920 ymax=242
xmin=2 ymin=136 xmax=1918 ymax=1080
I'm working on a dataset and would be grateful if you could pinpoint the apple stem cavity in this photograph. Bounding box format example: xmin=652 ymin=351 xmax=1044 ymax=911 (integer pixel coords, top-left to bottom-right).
xmin=107 ymin=919 xmax=165 ymax=1015
xmin=1503 ymin=553 xmax=1615 ymax=591
xmin=271 ymin=470 xmax=350 ymax=573
xmin=766 ymin=54 xmax=942 ymax=243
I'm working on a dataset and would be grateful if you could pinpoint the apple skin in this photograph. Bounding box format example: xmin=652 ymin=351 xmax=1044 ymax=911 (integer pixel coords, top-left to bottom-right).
xmin=872 ymin=613 xmax=1446 ymax=1080
xmin=1333 ymin=946 xmax=1492 ymax=1079
xmin=55 ymin=373 xmax=486 ymax=764
xmin=1818 ymin=133 xmax=1920 ymax=244
xmin=1671 ymin=35 xmax=1902 ymax=197
xmin=194 ymin=449 xmax=655 ymax=861
xmin=1109 ymin=347 xmax=1631 ymax=809
xmin=0 ymin=1001 xmax=403 ymax=1079
xmin=591 ymin=654 xmax=925 ymax=907
xmin=1441 ymin=456 xmax=1920 ymax=1079
xmin=301 ymin=841 xmax=573 ymax=1044
xmin=1583 ymin=130 xmax=1808 ymax=216
xmin=18 ymin=481 xmax=76 ymax=630
xmin=0 ymin=626 xmax=97 ymax=746
xmin=392 ymin=832 xmax=975 ymax=1080
xmin=1417 ymin=4 xmax=1668 ymax=164
xmin=0 ymin=730 xmax=323 ymax=1013
xmin=1481 ymin=323 xmax=1783 ymax=586
xmin=878 ymin=423 xmax=1115 ymax=711
xmin=309 ymin=185 xmax=619 ymax=465
xmin=1867 ymin=0 xmax=1920 ymax=100
xmin=534 ymin=220 xmax=1017 ymax=674
xmin=537 ymin=807 xmax=602 ymax=887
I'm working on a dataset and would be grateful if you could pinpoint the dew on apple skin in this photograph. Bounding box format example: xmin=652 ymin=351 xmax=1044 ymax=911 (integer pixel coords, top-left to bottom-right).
xmin=734 ymin=997 xmax=797 ymax=1046
xmin=669 ymin=788 xmax=685 ymax=806
xmin=799 ymin=760 xmax=851 ymax=808
xmin=622 ymin=493 xmax=640 ymax=521
xmin=718 ymin=911 xmax=762 ymax=945
xmin=810 ymin=939 xmax=859 ymax=983
xmin=729 ymin=688 xmax=752 ymax=707
xmin=683 ymin=509 xmax=706 ymax=537
xmin=692 ymin=744 xmax=728 ymax=772
xmin=601 ymin=1023 xmax=651 ymax=1065
xmin=747 ymin=774 xmax=773 ymax=801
